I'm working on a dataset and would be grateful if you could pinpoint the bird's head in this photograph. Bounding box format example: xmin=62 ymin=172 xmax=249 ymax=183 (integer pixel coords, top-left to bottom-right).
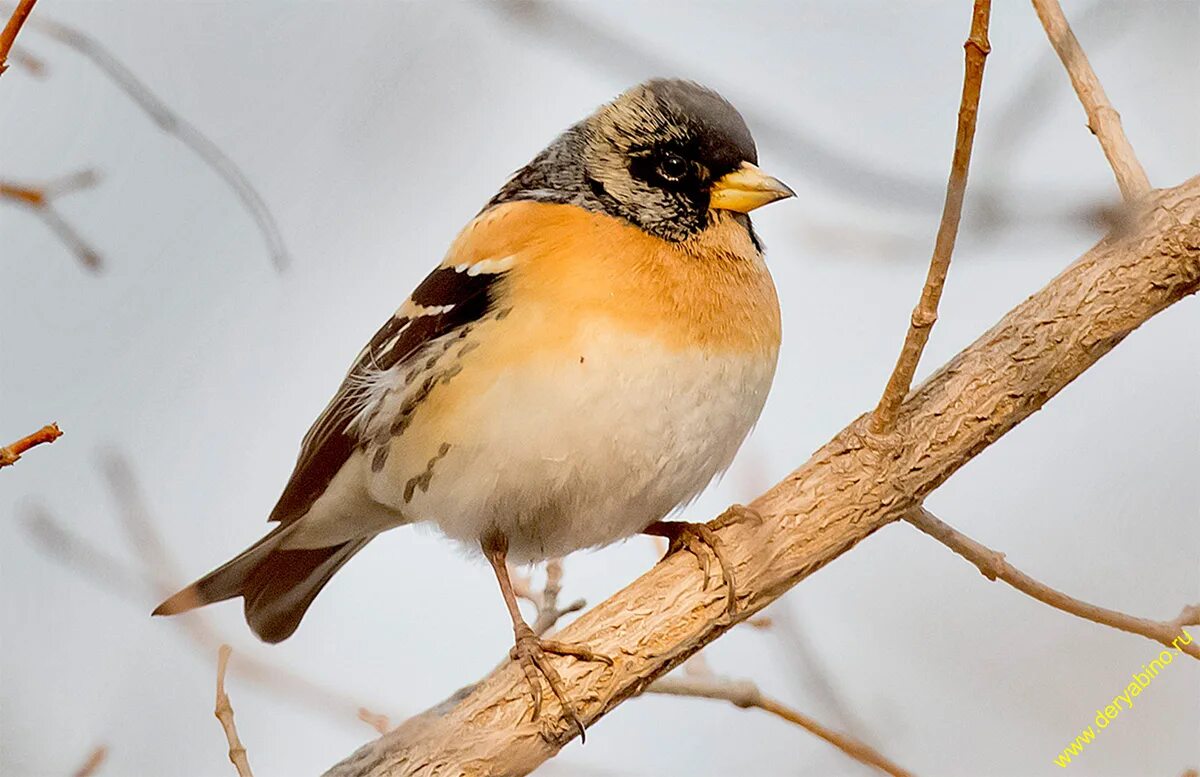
xmin=492 ymin=79 xmax=794 ymax=242
xmin=578 ymin=78 xmax=794 ymax=241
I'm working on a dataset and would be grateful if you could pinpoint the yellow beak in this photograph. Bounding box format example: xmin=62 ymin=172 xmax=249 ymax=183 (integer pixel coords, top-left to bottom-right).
xmin=709 ymin=162 xmax=795 ymax=213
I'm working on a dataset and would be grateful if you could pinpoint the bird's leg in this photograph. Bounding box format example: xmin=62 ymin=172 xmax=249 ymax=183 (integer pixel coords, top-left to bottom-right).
xmin=481 ymin=531 xmax=613 ymax=741
xmin=643 ymin=503 xmax=763 ymax=618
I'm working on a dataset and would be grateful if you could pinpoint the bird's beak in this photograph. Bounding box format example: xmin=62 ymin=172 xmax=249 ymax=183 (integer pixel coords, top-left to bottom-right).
xmin=709 ymin=162 xmax=795 ymax=213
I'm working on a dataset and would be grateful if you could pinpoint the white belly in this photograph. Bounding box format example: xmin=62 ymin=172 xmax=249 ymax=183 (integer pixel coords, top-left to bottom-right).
xmin=381 ymin=325 xmax=777 ymax=563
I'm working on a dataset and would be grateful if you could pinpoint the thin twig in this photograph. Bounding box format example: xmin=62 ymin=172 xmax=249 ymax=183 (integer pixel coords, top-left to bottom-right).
xmin=357 ymin=708 xmax=392 ymax=735
xmin=0 ymin=422 xmax=62 ymax=468
xmin=1031 ymin=0 xmax=1152 ymax=201
xmin=0 ymin=0 xmax=36 ymax=75
xmin=71 ymin=745 xmax=108 ymax=777
xmin=1 ymin=172 xmax=103 ymax=270
xmin=8 ymin=42 xmax=43 ymax=74
xmin=907 ymin=508 xmax=1199 ymax=659
xmin=870 ymin=0 xmax=992 ymax=434
xmin=215 ymin=645 xmax=254 ymax=777
xmin=18 ymin=11 xmax=289 ymax=271
xmin=510 ymin=558 xmax=586 ymax=636
xmin=648 ymin=676 xmax=915 ymax=777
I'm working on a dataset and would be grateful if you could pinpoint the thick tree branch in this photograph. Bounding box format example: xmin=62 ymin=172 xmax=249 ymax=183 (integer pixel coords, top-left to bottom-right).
xmin=0 ymin=0 xmax=36 ymax=76
xmin=215 ymin=645 xmax=254 ymax=777
xmin=1031 ymin=0 xmax=1152 ymax=202
xmin=324 ymin=178 xmax=1200 ymax=777
xmin=906 ymin=508 xmax=1199 ymax=659
xmin=0 ymin=423 xmax=62 ymax=468
xmin=648 ymin=676 xmax=913 ymax=777
xmin=871 ymin=0 xmax=991 ymax=434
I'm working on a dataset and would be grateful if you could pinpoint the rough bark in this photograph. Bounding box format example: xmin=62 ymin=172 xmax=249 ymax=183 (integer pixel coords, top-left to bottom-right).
xmin=325 ymin=177 xmax=1200 ymax=777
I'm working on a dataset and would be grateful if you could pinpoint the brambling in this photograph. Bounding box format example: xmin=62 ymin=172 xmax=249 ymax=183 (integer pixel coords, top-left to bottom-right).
xmin=156 ymin=78 xmax=793 ymax=735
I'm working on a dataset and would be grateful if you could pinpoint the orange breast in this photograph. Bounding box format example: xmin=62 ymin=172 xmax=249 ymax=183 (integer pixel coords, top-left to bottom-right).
xmin=445 ymin=201 xmax=782 ymax=356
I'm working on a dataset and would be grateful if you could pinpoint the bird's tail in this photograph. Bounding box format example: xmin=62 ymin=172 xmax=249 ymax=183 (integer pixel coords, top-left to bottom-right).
xmin=153 ymin=527 xmax=371 ymax=644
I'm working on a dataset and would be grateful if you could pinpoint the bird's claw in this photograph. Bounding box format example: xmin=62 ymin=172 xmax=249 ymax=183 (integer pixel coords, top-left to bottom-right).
xmin=509 ymin=623 xmax=612 ymax=743
xmin=646 ymin=505 xmax=760 ymax=618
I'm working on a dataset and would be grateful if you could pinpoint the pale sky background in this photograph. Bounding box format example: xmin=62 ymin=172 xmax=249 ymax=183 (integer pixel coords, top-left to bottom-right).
xmin=2 ymin=2 xmax=1198 ymax=776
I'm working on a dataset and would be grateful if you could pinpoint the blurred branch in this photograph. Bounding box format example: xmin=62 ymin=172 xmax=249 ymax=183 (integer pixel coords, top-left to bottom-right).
xmin=907 ymin=508 xmax=1200 ymax=660
xmin=1 ymin=172 xmax=102 ymax=270
xmin=479 ymin=0 xmax=1101 ymax=238
xmin=981 ymin=1 xmax=1106 ymax=191
xmin=477 ymin=0 xmax=954 ymax=215
xmin=7 ymin=41 xmax=42 ymax=74
xmin=24 ymin=506 xmax=147 ymax=597
xmin=871 ymin=0 xmax=991 ymax=435
xmin=0 ymin=0 xmax=36 ymax=76
xmin=1031 ymin=0 xmax=1151 ymax=201
xmin=358 ymin=708 xmax=392 ymax=736
xmin=11 ymin=9 xmax=289 ymax=271
xmin=768 ymin=600 xmax=875 ymax=743
xmin=509 ymin=558 xmax=586 ymax=636
xmin=22 ymin=451 xmax=388 ymax=726
xmin=70 ymin=745 xmax=107 ymax=777
xmin=215 ymin=645 xmax=255 ymax=777
xmin=648 ymin=676 xmax=914 ymax=777
xmin=0 ymin=422 xmax=62 ymax=468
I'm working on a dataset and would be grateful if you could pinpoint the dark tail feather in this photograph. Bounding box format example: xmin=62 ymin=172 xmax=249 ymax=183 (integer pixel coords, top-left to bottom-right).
xmin=242 ymin=538 xmax=370 ymax=643
xmin=153 ymin=529 xmax=371 ymax=644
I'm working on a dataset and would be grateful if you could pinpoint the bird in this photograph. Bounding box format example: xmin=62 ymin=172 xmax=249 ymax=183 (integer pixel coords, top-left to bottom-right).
xmin=155 ymin=77 xmax=793 ymax=736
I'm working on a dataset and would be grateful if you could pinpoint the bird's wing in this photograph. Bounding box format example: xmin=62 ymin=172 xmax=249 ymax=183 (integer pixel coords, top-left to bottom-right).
xmin=267 ymin=206 xmax=520 ymax=527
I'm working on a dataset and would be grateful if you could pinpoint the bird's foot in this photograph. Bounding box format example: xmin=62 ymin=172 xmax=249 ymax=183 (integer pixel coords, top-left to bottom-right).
xmin=509 ymin=622 xmax=613 ymax=742
xmin=645 ymin=504 xmax=761 ymax=618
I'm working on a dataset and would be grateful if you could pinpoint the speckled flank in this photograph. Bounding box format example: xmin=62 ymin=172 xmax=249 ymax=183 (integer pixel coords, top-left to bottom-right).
xmin=403 ymin=442 xmax=451 ymax=503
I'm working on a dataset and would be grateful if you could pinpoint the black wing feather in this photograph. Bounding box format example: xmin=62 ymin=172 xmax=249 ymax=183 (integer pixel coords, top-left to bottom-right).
xmin=267 ymin=265 xmax=500 ymax=526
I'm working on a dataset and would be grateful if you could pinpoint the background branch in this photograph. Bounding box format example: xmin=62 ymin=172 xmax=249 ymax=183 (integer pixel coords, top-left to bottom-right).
xmin=870 ymin=0 xmax=991 ymax=434
xmin=0 ymin=0 xmax=36 ymax=75
xmin=70 ymin=746 xmax=107 ymax=777
xmin=22 ymin=452 xmax=387 ymax=726
xmin=0 ymin=423 xmax=62 ymax=468
xmin=1031 ymin=0 xmax=1152 ymax=201
xmin=323 ymin=177 xmax=1200 ymax=776
xmin=907 ymin=508 xmax=1199 ymax=659
xmin=649 ymin=676 xmax=913 ymax=777
xmin=1 ymin=172 xmax=102 ymax=270
xmin=7 ymin=10 xmax=290 ymax=271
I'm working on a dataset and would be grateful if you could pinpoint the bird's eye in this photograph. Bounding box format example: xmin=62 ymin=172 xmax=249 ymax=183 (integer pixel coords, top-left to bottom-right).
xmin=657 ymin=153 xmax=689 ymax=182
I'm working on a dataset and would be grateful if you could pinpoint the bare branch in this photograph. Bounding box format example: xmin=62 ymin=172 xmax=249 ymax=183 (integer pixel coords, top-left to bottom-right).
xmin=648 ymin=676 xmax=914 ymax=777
xmin=870 ymin=0 xmax=992 ymax=434
xmin=359 ymin=708 xmax=393 ymax=736
xmin=0 ymin=422 xmax=62 ymax=468
xmin=7 ymin=41 xmax=42 ymax=74
xmin=71 ymin=745 xmax=107 ymax=777
xmin=1031 ymin=0 xmax=1152 ymax=201
xmin=1 ymin=172 xmax=102 ymax=270
xmin=323 ymin=179 xmax=1200 ymax=776
xmin=0 ymin=0 xmax=36 ymax=75
xmin=907 ymin=508 xmax=1199 ymax=659
xmin=215 ymin=645 xmax=254 ymax=777
xmin=19 ymin=12 xmax=289 ymax=271
xmin=510 ymin=559 xmax=587 ymax=637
